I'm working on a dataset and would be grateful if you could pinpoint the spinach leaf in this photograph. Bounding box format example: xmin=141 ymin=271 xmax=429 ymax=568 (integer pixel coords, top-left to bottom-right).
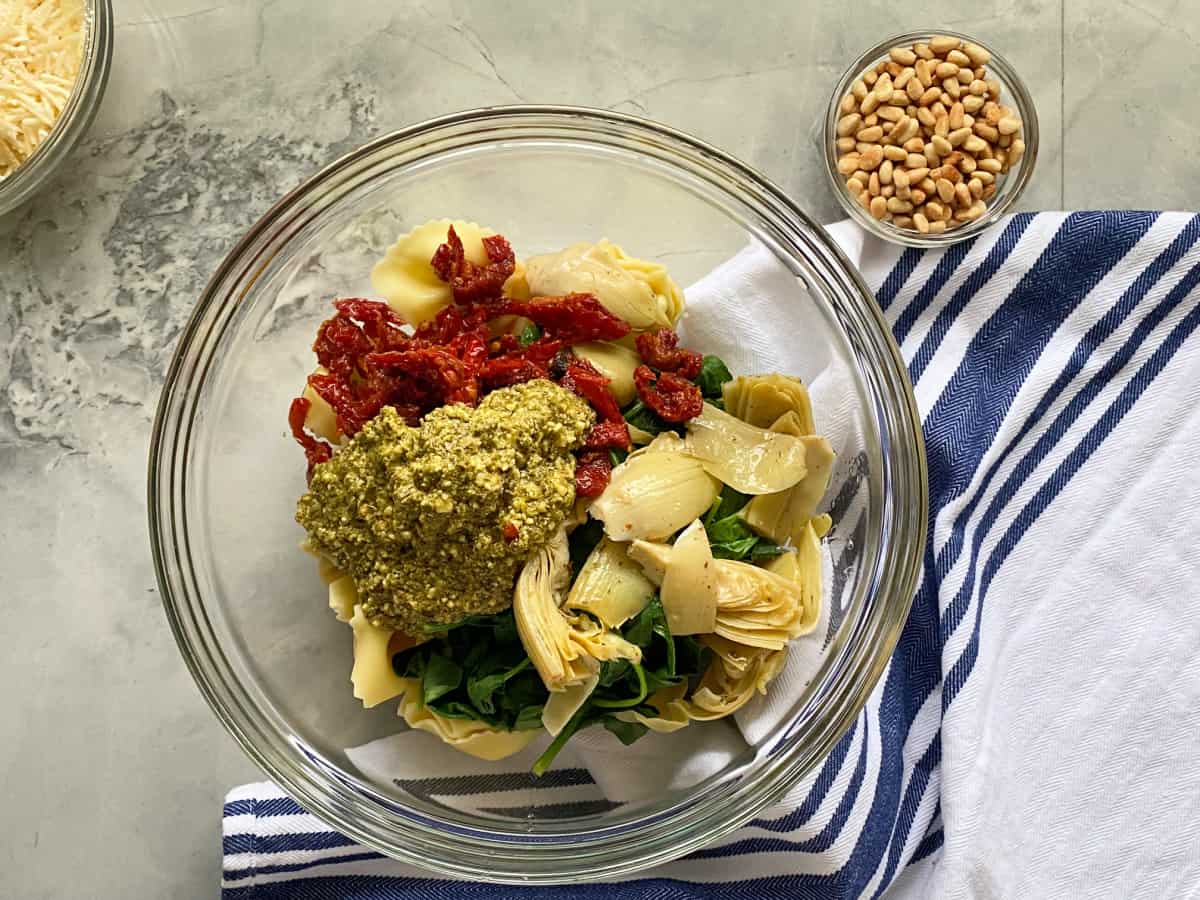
xmin=710 ymin=535 xmax=760 ymax=559
xmin=422 ymin=653 xmax=463 ymax=704
xmin=622 ymin=598 xmax=663 ymax=648
xmin=467 ymin=657 xmax=531 ymax=714
xmin=514 ymin=704 xmax=546 ymax=731
xmin=609 ymin=447 xmax=629 ymax=467
xmin=674 ymin=635 xmax=708 ymax=679
xmin=622 ymin=399 xmax=671 ymax=436
xmin=518 ymin=323 xmax=542 ymax=346
xmin=602 ymin=717 xmax=649 ymax=745
xmin=701 ymin=487 xmax=786 ymax=561
xmin=568 ymin=518 xmax=605 ymax=577
xmin=694 ymin=355 xmax=733 ymax=399
xmin=704 ymin=485 xmax=751 ymax=527
xmin=749 ymin=541 xmax=787 ymax=560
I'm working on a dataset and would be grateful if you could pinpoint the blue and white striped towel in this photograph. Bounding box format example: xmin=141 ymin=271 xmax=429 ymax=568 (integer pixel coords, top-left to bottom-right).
xmin=223 ymin=212 xmax=1200 ymax=899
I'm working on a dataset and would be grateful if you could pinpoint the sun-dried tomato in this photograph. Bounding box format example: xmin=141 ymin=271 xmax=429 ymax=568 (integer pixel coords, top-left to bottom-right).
xmin=430 ymin=227 xmax=516 ymax=303
xmin=558 ymin=355 xmax=623 ymax=424
xmin=288 ymin=397 xmax=332 ymax=480
xmin=368 ymin=348 xmax=480 ymax=407
xmin=574 ymin=449 xmax=613 ymax=498
xmin=493 ymin=294 xmax=630 ymax=344
xmin=636 ymin=328 xmax=703 ymax=380
xmin=478 ymin=356 xmax=547 ymax=390
xmin=502 ymin=521 xmax=520 ymax=543
xmin=584 ymin=419 xmax=631 ymax=450
xmin=634 ymin=365 xmax=703 ymax=423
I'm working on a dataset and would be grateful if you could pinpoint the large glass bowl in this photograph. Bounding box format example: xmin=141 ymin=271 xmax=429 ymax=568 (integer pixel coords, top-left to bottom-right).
xmin=149 ymin=106 xmax=926 ymax=883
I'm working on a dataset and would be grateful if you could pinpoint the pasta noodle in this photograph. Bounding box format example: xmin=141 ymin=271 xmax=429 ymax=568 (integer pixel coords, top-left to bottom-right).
xmin=397 ymin=679 xmax=539 ymax=761
xmin=349 ymin=604 xmax=408 ymax=708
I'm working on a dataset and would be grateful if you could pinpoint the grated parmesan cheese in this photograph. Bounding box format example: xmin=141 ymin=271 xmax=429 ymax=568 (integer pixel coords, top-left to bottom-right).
xmin=0 ymin=0 xmax=84 ymax=180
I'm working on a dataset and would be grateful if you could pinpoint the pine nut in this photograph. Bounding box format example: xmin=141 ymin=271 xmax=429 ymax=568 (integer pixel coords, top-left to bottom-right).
xmin=897 ymin=183 xmax=912 ymax=200
xmin=864 ymin=112 xmax=879 ymax=126
xmin=870 ymin=195 xmax=887 ymax=218
xmin=857 ymin=125 xmax=884 ymax=142
xmin=935 ymin=61 xmax=959 ymax=79
xmin=911 ymin=188 xmax=927 ymax=205
xmin=930 ymin=35 xmax=961 ymax=54
xmin=968 ymin=177 xmax=984 ymax=198
xmin=864 ymin=69 xmax=878 ymax=85
xmin=931 ymin=134 xmax=953 ymax=156
xmin=963 ymin=42 xmax=991 ymax=66
xmin=964 ymin=200 xmax=987 ymax=220
xmin=936 ymin=178 xmax=955 ymax=203
xmin=919 ymin=86 xmax=940 ymax=106
xmin=896 ymin=68 xmax=915 ymax=90
xmin=860 ymin=146 xmax=884 ymax=170
xmin=1009 ymin=138 xmax=1026 ymax=164
xmin=928 ymin=219 xmax=947 ymax=234
xmin=890 ymin=47 xmax=917 ymax=65
xmin=931 ymin=101 xmax=948 ymax=119
xmin=998 ymin=116 xmax=1021 ymax=135
xmin=907 ymin=78 xmax=926 ymax=102
xmin=917 ymin=107 xmax=936 ymax=127
xmin=974 ymin=170 xmax=994 ymax=184
xmin=841 ymin=94 xmax=857 ymax=114
xmin=894 ymin=116 xmax=919 ymax=144
xmin=954 ymin=181 xmax=972 ymax=208
xmin=884 ymin=144 xmax=908 ymax=161
xmin=837 ymin=154 xmax=860 ymax=175
xmin=879 ymin=159 xmax=894 ymax=185
xmin=997 ymin=133 xmax=1012 ymax=148
xmin=913 ymin=212 xmax=931 ymax=233
xmin=847 ymin=177 xmax=864 ymax=195
xmin=858 ymin=189 xmax=870 ymax=209
xmin=869 ymin=171 xmax=881 ymax=195
xmin=982 ymin=183 xmax=997 ymax=199
xmin=915 ymin=58 xmax=934 ymax=87
xmin=861 ymin=92 xmax=882 ymax=115
xmin=957 ymin=68 xmax=974 ymax=85
xmin=948 ymin=126 xmax=971 ymax=147
xmin=978 ymin=157 xmax=1002 ymax=173
xmin=986 ymin=79 xmax=1001 ymax=99
xmin=920 ymin=176 xmax=937 ymax=194
xmin=838 ymin=136 xmax=856 ymax=153
xmin=973 ymin=122 xmax=1000 ymax=142
xmin=948 ymin=102 xmax=965 ymax=130
xmin=924 ymin=142 xmax=940 ymax=166
xmin=963 ymin=94 xmax=985 ymax=113
xmin=875 ymin=74 xmax=894 ymax=97
xmin=894 ymin=215 xmax=914 ymax=229
xmin=886 ymin=61 xmax=904 ymax=77
xmin=852 ymin=79 xmax=869 ymax=100
xmin=944 ymin=77 xmax=962 ymax=99
xmin=925 ymin=201 xmax=945 ymax=220
xmin=907 ymin=166 xmax=930 ymax=183
xmin=893 ymin=168 xmax=911 ymax=189
xmin=837 ymin=113 xmax=862 ymax=137
xmin=904 ymin=137 xmax=926 ymax=153
xmin=963 ymin=135 xmax=988 ymax=154
xmin=878 ymin=105 xmax=904 ymax=122
xmin=887 ymin=196 xmax=913 ymax=213
xmin=914 ymin=42 xmax=934 ymax=60
xmin=959 ymin=153 xmax=978 ymax=174
xmin=968 ymin=79 xmax=988 ymax=96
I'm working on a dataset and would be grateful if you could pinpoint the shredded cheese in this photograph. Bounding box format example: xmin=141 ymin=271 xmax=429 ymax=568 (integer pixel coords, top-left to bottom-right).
xmin=0 ymin=0 xmax=84 ymax=179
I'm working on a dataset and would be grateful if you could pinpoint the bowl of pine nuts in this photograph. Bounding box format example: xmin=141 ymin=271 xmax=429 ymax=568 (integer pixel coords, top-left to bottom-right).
xmin=825 ymin=30 xmax=1038 ymax=246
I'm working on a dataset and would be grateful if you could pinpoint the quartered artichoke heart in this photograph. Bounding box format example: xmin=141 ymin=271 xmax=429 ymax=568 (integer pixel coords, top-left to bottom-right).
xmin=565 ymin=537 xmax=655 ymax=629
xmin=589 ymin=434 xmax=721 ymax=541
xmin=740 ymin=410 xmax=836 ymax=548
xmin=723 ymin=373 xmax=817 ymax=434
xmin=685 ymin=403 xmax=809 ymax=495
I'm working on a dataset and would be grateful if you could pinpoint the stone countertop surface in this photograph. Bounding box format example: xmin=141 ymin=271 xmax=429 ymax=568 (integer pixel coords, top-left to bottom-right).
xmin=2 ymin=1 xmax=1197 ymax=896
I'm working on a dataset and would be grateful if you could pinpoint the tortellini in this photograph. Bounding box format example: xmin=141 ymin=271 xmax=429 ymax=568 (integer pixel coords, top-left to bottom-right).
xmin=590 ymin=435 xmax=720 ymax=541
xmin=396 ymin=679 xmax=539 ymax=761
xmin=685 ymin=403 xmax=808 ymax=495
xmin=572 ymin=340 xmax=641 ymax=407
xmin=565 ymin=538 xmax=655 ymax=628
xmin=370 ymin=219 xmax=498 ymax=324
xmin=349 ymin=604 xmax=409 ymax=709
xmin=513 ymin=528 xmax=641 ymax=695
xmin=523 ymin=240 xmax=683 ymax=330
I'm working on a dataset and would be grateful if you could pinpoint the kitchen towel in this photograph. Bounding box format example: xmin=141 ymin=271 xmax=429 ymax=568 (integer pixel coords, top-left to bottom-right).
xmin=222 ymin=212 xmax=1200 ymax=899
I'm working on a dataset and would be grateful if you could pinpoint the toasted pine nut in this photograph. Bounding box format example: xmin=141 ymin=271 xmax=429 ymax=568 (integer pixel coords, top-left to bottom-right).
xmin=858 ymin=189 xmax=871 ymax=209
xmin=911 ymin=188 xmax=927 ymax=205
xmin=973 ymin=122 xmax=1000 ymax=142
xmin=930 ymin=35 xmax=961 ymax=54
xmin=896 ymin=68 xmax=915 ymax=90
xmin=904 ymin=136 xmax=926 ymax=153
xmin=907 ymin=78 xmax=926 ymax=102
xmin=840 ymin=94 xmax=857 ymax=114
xmin=948 ymin=102 xmax=965 ymax=129
xmin=948 ymin=126 xmax=970 ymax=147
xmin=917 ymin=107 xmax=936 ymax=127
xmin=998 ymin=116 xmax=1021 ymax=135
xmin=914 ymin=42 xmax=934 ymax=60
xmin=962 ymin=94 xmax=985 ymax=113
xmin=959 ymin=153 xmax=978 ymax=174
xmin=954 ymin=181 xmax=972 ymax=208
xmin=915 ymin=58 xmax=934 ymax=87
xmin=936 ymin=178 xmax=955 ymax=203
xmin=982 ymin=183 xmax=997 ymax=199
xmin=857 ymin=125 xmax=884 ymax=142
xmin=919 ymin=86 xmax=940 ymax=106
xmin=890 ymin=47 xmax=917 ymax=65
xmin=847 ymin=177 xmax=864 ymax=195
xmin=837 ymin=136 xmax=856 ymax=153
xmin=893 ymin=215 xmax=914 ymax=228
xmin=968 ymin=177 xmax=983 ymax=198
xmin=884 ymin=144 xmax=908 ymax=161
xmin=931 ymin=134 xmax=953 ymax=156
xmin=837 ymin=153 xmax=860 ymax=174
xmin=878 ymin=105 xmax=904 ymax=122
xmin=893 ymin=168 xmax=911 ymax=189
xmin=908 ymin=166 xmax=930 ymax=183
xmin=924 ymin=142 xmax=940 ymax=166
xmin=1008 ymin=138 xmax=1026 ymax=164
xmin=978 ymin=157 xmax=1002 ymax=173
xmin=887 ymin=196 xmax=913 ymax=213
xmin=986 ymin=79 xmax=1001 ymax=99
xmin=913 ymin=212 xmax=931 ymax=233
xmin=964 ymin=200 xmax=987 ymax=220
xmin=870 ymin=195 xmax=887 ymax=218
xmin=852 ymin=79 xmax=869 ymax=100
xmin=956 ymin=68 xmax=973 ymax=85
xmin=861 ymin=92 xmax=882 ymax=115
xmin=935 ymin=61 xmax=959 ymax=79
xmin=860 ymin=146 xmax=884 ymax=170
xmin=934 ymin=114 xmax=950 ymax=137
xmin=920 ymin=176 xmax=937 ymax=194
xmin=879 ymin=159 xmax=894 ymax=185
xmin=929 ymin=219 xmax=947 ymax=234
xmin=974 ymin=169 xmax=994 ymax=184
xmin=962 ymin=42 xmax=991 ymax=66
xmin=925 ymin=200 xmax=945 ymax=219
xmin=837 ymin=113 xmax=863 ymax=137
xmin=906 ymin=153 xmax=927 ymax=168
xmin=944 ymin=77 xmax=962 ymax=99
xmin=963 ymin=135 xmax=988 ymax=154
xmin=869 ymin=171 xmax=881 ymax=195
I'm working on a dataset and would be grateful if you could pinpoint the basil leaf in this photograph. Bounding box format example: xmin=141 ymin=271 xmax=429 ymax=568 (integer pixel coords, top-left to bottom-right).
xmin=422 ymin=653 xmax=462 ymax=704
xmin=518 ymin=323 xmax=542 ymax=346
xmin=602 ymin=717 xmax=648 ymax=746
xmin=694 ymin=355 xmax=733 ymax=399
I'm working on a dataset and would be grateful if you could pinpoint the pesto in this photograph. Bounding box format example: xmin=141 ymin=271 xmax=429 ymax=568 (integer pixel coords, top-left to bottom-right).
xmin=297 ymin=380 xmax=594 ymax=634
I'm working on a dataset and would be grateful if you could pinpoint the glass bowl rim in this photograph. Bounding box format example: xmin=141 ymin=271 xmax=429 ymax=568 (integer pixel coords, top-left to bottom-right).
xmin=148 ymin=104 xmax=927 ymax=883
xmin=0 ymin=0 xmax=114 ymax=217
xmin=822 ymin=28 xmax=1040 ymax=248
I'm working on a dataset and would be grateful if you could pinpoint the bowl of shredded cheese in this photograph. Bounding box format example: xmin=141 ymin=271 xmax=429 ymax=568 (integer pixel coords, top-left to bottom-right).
xmin=0 ymin=0 xmax=111 ymax=216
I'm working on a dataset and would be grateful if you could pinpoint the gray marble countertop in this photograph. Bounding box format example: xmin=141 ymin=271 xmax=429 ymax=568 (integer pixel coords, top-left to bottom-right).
xmin=2 ymin=1 xmax=1196 ymax=896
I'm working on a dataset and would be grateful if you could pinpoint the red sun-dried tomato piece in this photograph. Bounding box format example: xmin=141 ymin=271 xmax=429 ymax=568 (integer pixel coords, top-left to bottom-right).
xmin=288 ymin=396 xmax=332 ymax=480
xmin=584 ymin=419 xmax=632 ymax=451
xmin=502 ymin=521 xmax=520 ymax=543
xmin=493 ymin=294 xmax=630 ymax=344
xmin=368 ymin=348 xmax=481 ymax=407
xmin=478 ymin=356 xmax=547 ymax=390
xmin=634 ymin=365 xmax=704 ymax=423
xmin=313 ymin=299 xmax=408 ymax=378
xmin=636 ymin=328 xmax=703 ymax=380
xmin=574 ymin=449 xmax=613 ymax=498
xmin=430 ymin=227 xmax=516 ymax=303
xmin=558 ymin=355 xmax=623 ymax=423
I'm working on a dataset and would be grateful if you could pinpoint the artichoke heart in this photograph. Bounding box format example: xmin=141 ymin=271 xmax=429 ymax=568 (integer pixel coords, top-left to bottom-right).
xmin=513 ymin=527 xmax=641 ymax=695
xmin=722 ymin=374 xmax=816 ymax=434
xmin=615 ymin=682 xmax=692 ymax=733
xmin=710 ymin=559 xmax=818 ymax=650
xmin=686 ymin=403 xmax=808 ymax=495
xmin=565 ymin=537 xmax=655 ymax=628
xmin=686 ymin=635 xmax=788 ymax=721
xmin=590 ymin=438 xmax=720 ymax=541
xmin=741 ymin=411 xmax=836 ymax=547
xmin=396 ymin=679 xmax=539 ymax=761
xmin=573 ymin=341 xmax=641 ymax=407
xmin=659 ymin=519 xmax=718 ymax=636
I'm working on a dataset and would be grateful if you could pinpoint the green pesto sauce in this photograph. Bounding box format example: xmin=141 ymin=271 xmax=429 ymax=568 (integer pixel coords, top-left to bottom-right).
xmin=297 ymin=380 xmax=594 ymax=634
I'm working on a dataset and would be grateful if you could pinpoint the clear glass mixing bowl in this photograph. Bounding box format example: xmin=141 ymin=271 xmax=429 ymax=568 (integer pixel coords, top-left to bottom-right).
xmin=149 ymin=106 xmax=926 ymax=883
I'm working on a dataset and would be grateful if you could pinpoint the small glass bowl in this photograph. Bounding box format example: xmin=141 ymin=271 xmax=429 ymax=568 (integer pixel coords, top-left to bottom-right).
xmin=149 ymin=106 xmax=927 ymax=883
xmin=0 ymin=0 xmax=113 ymax=217
xmin=823 ymin=29 xmax=1039 ymax=248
